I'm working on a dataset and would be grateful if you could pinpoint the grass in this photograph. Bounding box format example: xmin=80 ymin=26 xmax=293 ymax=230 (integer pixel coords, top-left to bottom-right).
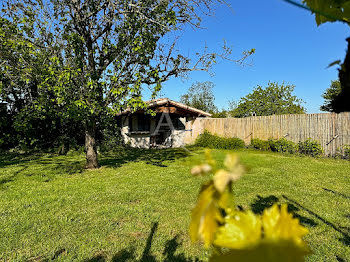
xmin=0 ymin=148 xmax=349 ymax=261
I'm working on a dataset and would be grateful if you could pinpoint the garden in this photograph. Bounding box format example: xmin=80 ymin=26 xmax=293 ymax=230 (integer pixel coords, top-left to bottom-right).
xmin=0 ymin=148 xmax=349 ymax=261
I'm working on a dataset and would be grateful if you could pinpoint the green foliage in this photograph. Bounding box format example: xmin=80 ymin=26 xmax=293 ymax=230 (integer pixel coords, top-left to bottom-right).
xmin=1 ymin=0 xmax=241 ymax=166
xmin=251 ymin=137 xmax=324 ymax=157
xmin=298 ymin=138 xmax=323 ymax=157
xmin=320 ymin=80 xmax=342 ymax=112
xmin=194 ymin=131 xmax=245 ymax=149
xmin=250 ymin=138 xmax=271 ymax=151
xmin=289 ymin=0 xmax=350 ymax=114
xmin=230 ymin=82 xmax=306 ymax=118
xmin=334 ymin=39 xmax=350 ymax=113
xmin=0 ymin=15 xmax=85 ymax=151
xmin=302 ymin=0 xmax=350 ymax=25
xmin=269 ymin=138 xmax=298 ymax=154
xmin=344 ymin=145 xmax=350 ymax=159
xmin=180 ymin=81 xmax=218 ymax=113
xmin=0 ymin=103 xmax=15 ymax=149
xmin=97 ymin=118 xmax=124 ymax=153
xmin=10 ymin=104 xmax=85 ymax=152
xmin=335 ymin=144 xmax=350 ymax=159
xmin=251 ymin=138 xmax=298 ymax=154
xmin=211 ymin=109 xmax=229 ymax=118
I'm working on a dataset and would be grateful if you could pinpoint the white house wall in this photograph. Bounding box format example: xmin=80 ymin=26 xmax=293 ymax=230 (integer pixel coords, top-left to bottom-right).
xmin=120 ymin=115 xmax=203 ymax=148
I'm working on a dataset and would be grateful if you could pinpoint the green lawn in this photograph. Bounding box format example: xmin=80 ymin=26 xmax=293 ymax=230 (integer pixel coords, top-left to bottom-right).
xmin=0 ymin=148 xmax=349 ymax=261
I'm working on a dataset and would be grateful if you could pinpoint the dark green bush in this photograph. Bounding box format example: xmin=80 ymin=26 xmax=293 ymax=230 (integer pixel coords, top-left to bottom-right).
xmin=344 ymin=145 xmax=350 ymax=160
xmin=298 ymin=138 xmax=323 ymax=157
xmin=194 ymin=130 xmax=245 ymax=149
xmin=269 ymin=138 xmax=298 ymax=154
xmin=251 ymin=138 xmax=297 ymax=154
xmin=251 ymin=137 xmax=324 ymax=157
xmin=336 ymin=145 xmax=350 ymax=160
xmin=250 ymin=138 xmax=270 ymax=151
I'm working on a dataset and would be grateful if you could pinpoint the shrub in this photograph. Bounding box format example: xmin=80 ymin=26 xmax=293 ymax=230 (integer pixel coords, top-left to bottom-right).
xmin=336 ymin=144 xmax=350 ymax=160
xmin=250 ymin=138 xmax=270 ymax=151
xmin=344 ymin=145 xmax=350 ymax=160
xmin=269 ymin=138 xmax=298 ymax=154
xmin=195 ymin=130 xmax=245 ymax=150
xmin=298 ymin=138 xmax=323 ymax=157
xmin=98 ymin=127 xmax=123 ymax=152
xmin=250 ymin=138 xmax=297 ymax=154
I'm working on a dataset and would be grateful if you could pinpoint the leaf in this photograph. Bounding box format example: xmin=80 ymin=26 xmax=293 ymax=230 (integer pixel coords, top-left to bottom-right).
xmin=204 ymin=149 xmax=217 ymax=169
xmin=342 ymin=1 xmax=350 ymax=22
xmin=302 ymin=0 xmax=349 ymax=25
xmin=191 ymin=164 xmax=212 ymax=176
xmin=326 ymin=59 xmax=341 ymax=68
xmin=210 ymin=241 xmax=310 ymax=262
xmin=214 ymin=211 xmax=261 ymax=249
xmin=213 ymin=154 xmax=243 ymax=193
xmin=262 ymin=204 xmax=309 ymax=247
xmin=213 ymin=170 xmax=236 ymax=193
xmin=190 ymin=182 xmax=225 ymax=247
xmin=224 ymin=154 xmax=245 ymax=176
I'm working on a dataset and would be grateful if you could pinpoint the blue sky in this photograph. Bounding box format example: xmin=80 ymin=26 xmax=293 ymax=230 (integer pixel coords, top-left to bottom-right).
xmin=154 ymin=0 xmax=349 ymax=113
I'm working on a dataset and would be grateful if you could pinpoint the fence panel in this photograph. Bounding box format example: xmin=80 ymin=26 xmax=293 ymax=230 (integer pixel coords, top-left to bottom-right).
xmin=187 ymin=113 xmax=350 ymax=156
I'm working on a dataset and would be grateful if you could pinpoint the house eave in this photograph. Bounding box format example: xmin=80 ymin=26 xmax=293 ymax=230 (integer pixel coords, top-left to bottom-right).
xmin=116 ymin=98 xmax=212 ymax=117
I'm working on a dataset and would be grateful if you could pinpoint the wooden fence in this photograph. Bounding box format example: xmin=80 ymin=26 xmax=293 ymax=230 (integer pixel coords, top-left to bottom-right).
xmin=187 ymin=112 xmax=350 ymax=156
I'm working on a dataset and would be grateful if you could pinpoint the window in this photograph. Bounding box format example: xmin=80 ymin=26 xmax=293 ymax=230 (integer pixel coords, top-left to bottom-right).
xmin=137 ymin=114 xmax=151 ymax=132
xmin=171 ymin=115 xmax=185 ymax=130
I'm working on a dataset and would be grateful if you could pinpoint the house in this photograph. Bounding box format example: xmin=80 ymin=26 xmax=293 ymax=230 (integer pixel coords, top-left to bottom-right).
xmin=117 ymin=98 xmax=212 ymax=148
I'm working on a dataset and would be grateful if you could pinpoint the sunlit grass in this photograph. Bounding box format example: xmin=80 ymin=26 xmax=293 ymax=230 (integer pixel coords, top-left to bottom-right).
xmin=0 ymin=148 xmax=349 ymax=261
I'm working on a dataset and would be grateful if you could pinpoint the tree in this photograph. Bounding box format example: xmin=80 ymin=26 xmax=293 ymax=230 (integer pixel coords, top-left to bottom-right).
xmin=180 ymin=81 xmax=218 ymax=113
xmin=1 ymin=0 xmax=253 ymax=168
xmin=320 ymin=80 xmax=341 ymax=112
xmin=229 ymin=82 xmax=305 ymax=118
xmin=285 ymin=0 xmax=350 ymax=113
xmin=0 ymin=16 xmax=86 ymax=151
xmin=211 ymin=109 xmax=228 ymax=118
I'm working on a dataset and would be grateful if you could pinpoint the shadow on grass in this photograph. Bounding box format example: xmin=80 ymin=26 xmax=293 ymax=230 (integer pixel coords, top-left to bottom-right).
xmin=32 ymin=159 xmax=84 ymax=175
xmin=282 ymin=195 xmax=350 ymax=246
xmin=84 ymin=222 xmax=201 ymax=262
xmin=0 ymin=165 xmax=28 ymax=186
xmin=0 ymin=152 xmax=43 ymax=168
xmin=250 ymin=194 xmax=350 ymax=258
xmin=100 ymin=148 xmax=191 ymax=169
xmin=0 ymin=148 xmax=192 ymax=187
xmin=250 ymin=195 xmax=318 ymax=227
xmin=336 ymin=255 xmax=347 ymax=262
xmin=250 ymin=195 xmax=279 ymax=214
xmin=322 ymin=188 xmax=350 ymax=200
xmin=0 ymin=151 xmax=83 ymax=173
xmin=0 ymin=153 xmax=84 ymax=187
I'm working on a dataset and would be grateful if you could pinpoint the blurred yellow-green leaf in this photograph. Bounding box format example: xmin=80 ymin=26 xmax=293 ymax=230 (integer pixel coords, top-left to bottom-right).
xmin=214 ymin=210 xmax=261 ymax=249
xmin=210 ymin=240 xmax=310 ymax=262
xmin=262 ymin=204 xmax=309 ymax=247
xmin=190 ymin=182 xmax=222 ymax=247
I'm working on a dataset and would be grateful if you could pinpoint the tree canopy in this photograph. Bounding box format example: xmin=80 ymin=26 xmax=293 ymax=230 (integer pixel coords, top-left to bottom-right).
xmin=301 ymin=0 xmax=350 ymax=25
xmin=320 ymin=80 xmax=341 ymax=112
xmin=229 ymin=82 xmax=305 ymax=118
xmin=180 ymin=81 xmax=218 ymax=113
xmin=0 ymin=0 xmax=254 ymax=167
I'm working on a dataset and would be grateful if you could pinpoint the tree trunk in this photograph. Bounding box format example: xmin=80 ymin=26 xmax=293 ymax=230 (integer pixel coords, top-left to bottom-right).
xmin=85 ymin=121 xmax=99 ymax=169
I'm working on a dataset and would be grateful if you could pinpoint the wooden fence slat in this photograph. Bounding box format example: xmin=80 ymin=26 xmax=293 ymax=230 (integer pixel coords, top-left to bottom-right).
xmin=188 ymin=112 xmax=350 ymax=156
